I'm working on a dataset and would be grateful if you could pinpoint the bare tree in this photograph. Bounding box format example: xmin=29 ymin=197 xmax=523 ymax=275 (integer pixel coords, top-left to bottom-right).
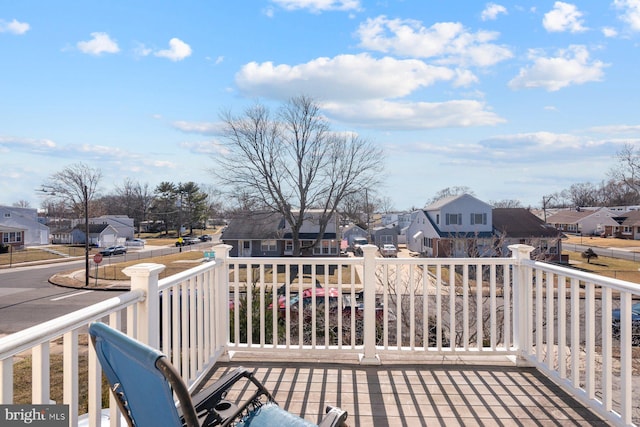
xmin=610 ymin=143 xmax=640 ymax=203
xmin=426 ymin=186 xmax=474 ymax=206
xmin=43 ymin=163 xmax=102 ymax=218
xmin=213 ymin=95 xmax=383 ymax=255
xmin=490 ymin=199 xmax=522 ymax=208
xmin=12 ymin=200 xmax=31 ymax=208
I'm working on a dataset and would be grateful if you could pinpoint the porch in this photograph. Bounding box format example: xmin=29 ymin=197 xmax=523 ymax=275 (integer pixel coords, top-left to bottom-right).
xmin=0 ymin=244 xmax=638 ymax=426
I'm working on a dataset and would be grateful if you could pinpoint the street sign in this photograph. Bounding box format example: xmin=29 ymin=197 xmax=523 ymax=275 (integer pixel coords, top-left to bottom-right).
xmin=93 ymin=253 xmax=103 ymax=264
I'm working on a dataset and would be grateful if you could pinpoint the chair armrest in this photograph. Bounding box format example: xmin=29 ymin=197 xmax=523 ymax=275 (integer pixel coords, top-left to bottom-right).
xmin=191 ymin=366 xmax=276 ymax=426
xmin=191 ymin=367 xmax=254 ymax=412
xmin=317 ymin=406 xmax=348 ymax=427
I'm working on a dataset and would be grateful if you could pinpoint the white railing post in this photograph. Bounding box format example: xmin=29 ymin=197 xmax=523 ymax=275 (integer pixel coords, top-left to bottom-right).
xmin=123 ymin=263 xmax=166 ymax=348
xmin=360 ymin=244 xmax=381 ymax=365
xmin=213 ymin=244 xmax=232 ymax=361
xmin=509 ymin=244 xmax=535 ymax=366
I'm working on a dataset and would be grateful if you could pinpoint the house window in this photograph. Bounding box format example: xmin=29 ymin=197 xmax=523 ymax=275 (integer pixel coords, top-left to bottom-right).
xmin=470 ymin=213 xmax=487 ymax=225
xmin=3 ymin=213 xmax=10 ymax=218
xmin=2 ymin=232 xmax=20 ymax=243
xmin=261 ymin=240 xmax=277 ymax=252
xmin=445 ymin=213 xmax=462 ymax=225
xmin=436 ymin=214 xmax=439 ymax=225
xmin=313 ymin=240 xmax=337 ymax=255
xmin=285 ymin=240 xmax=293 ymax=252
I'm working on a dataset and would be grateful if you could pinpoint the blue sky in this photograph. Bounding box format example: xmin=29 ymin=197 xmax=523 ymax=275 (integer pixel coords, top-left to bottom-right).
xmin=2 ymin=1 xmax=639 ymax=211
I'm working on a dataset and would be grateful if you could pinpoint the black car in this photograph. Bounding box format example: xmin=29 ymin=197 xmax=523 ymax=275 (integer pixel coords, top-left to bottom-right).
xmin=100 ymin=245 xmax=127 ymax=256
xmin=200 ymin=234 xmax=212 ymax=241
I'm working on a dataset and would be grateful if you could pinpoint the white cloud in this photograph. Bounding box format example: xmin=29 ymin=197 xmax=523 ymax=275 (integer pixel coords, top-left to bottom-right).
xmin=355 ymin=16 xmax=512 ymax=67
xmin=155 ymin=38 xmax=192 ymax=61
xmin=236 ymin=53 xmax=455 ymax=100
xmin=133 ymin=42 xmax=152 ymax=58
xmin=602 ymin=26 xmax=618 ymax=37
xmin=481 ymin=3 xmax=507 ymax=21
xmin=180 ymin=140 xmax=227 ymax=155
xmin=173 ymin=121 xmax=223 ymax=135
xmin=0 ymin=19 xmax=30 ymax=35
xmin=508 ymin=45 xmax=607 ymax=91
xmin=77 ymin=32 xmax=120 ymax=56
xmin=321 ymin=99 xmax=505 ymax=129
xmin=0 ymin=136 xmax=56 ymax=152
xmin=614 ymin=0 xmax=640 ymax=31
xmin=235 ymin=52 xmax=505 ymax=129
xmin=272 ymin=0 xmax=361 ymax=12
xmin=543 ymin=2 xmax=587 ymax=33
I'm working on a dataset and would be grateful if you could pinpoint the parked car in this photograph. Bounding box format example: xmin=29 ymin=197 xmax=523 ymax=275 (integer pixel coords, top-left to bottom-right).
xmin=612 ymin=302 xmax=640 ymax=345
xmin=100 ymin=245 xmax=127 ymax=256
xmin=125 ymin=238 xmax=146 ymax=247
xmin=199 ymin=234 xmax=212 ymax=241
xmin=380 ymin=244 xmax=398 ymax=258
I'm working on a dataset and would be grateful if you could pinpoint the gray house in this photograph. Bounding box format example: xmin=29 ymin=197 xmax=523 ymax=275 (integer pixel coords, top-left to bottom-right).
xmin=0 ymin=206 xmax=49 ymax=246
xmin=222 ymin=210 xmax=340 ymax=257
xmin=371 ymin=224 xmax=398 ymax=248
xmin=493 ymin=208 xmax=564 ymax=261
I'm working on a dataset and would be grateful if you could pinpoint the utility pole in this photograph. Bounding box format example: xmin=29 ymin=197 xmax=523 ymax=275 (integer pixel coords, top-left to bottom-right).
xmin=542 ymin=195 xmax=555 ymax=223
xmin=84 ymin=184 xmax=89 ymax=287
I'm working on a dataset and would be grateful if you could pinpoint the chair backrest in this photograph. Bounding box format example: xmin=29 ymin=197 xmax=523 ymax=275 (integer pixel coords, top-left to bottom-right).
xmin=89 ymin=322 xmax=199 ymax=427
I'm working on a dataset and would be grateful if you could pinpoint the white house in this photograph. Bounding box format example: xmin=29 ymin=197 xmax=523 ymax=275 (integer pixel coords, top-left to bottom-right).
xmin=0 ymin=206 xmax=49 ymax=246
xmin=406 ymin=194 xmax=493 ymax=257
xmin=89 ymin=215 xmax=134 ymax=240
xmin=546 ymin=207 xmax=619 ymax=236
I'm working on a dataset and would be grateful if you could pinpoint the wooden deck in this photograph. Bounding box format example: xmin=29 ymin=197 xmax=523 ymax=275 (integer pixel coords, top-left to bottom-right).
xmin=199 ymin=361 xmax=610 ymax=426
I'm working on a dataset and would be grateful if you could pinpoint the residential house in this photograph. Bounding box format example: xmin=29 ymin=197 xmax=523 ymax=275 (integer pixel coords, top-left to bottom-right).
xmin=406 ymin=194 xmax=493 ymax=257
xmin=546 ymin=207 xmax=619 ymax=236
xmin=221 ymin=210 xmax=340 ymax=257
xmin=492 ymin=208 xmax=564 ymax=261
xmin=615 ymin=210 xmax=640 ymax=240
xmin=60 ymin=223 xmax=120 ymax=247
xmin=90 ymin=215 xmax=134 ymax=240
xmin=341 ymin=224 xmax=368 ymax=247
xmin=0 ymin=205 xmax=49 ymax=247
xmin=371 ymin=224 xmax=399 ymax=248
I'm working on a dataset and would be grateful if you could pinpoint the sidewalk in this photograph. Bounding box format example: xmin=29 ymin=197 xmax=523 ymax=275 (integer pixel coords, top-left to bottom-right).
xmin=49 ymin=269 xmax=130 ymax=291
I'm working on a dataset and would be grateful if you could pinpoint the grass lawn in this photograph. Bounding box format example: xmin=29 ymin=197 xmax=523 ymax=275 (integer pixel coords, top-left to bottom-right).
xmin=564 ymin=250 xmax=640 ymax=283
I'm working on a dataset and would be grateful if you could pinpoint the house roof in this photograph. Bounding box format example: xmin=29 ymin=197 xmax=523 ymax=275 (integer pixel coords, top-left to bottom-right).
xmin=73 ymin=223 xmax=111 ymax=235
xmin=619 ymin=210 xmax=640 ymax=226
xmin=545 ymin=210 xmax=592 ymax=224
xmin=221 ymin=211 xmax=284 ymax=240
xmin=425 ymin=193 xmax=491 ymax=211
xmin=493 ymin=208 xmax=563 ymax=238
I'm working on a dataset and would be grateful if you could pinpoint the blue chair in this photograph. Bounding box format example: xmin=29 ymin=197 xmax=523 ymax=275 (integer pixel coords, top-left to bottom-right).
xmin=89 ymin=322 xmax=347 ymax=427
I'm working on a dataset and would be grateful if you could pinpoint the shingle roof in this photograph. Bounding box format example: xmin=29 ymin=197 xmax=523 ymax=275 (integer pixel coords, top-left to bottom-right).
xmin=545 ymin=210 xmax=592 ymax=224
xmin=493 ymin=208 xmax=563 ymax=238
xmin=619 ymin=210 xmax=640 ymax=226
xmin=221 ymin=211 xmax=284 ymax=240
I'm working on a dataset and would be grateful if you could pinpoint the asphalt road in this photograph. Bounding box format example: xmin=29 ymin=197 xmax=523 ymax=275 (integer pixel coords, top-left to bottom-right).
xmin=0 ymin=259 xmax=126 ymax=335
xmin=563 ymin=243 xmax=640 ymax=262
xmin=0 ymin=238 xmax=222 ymax=336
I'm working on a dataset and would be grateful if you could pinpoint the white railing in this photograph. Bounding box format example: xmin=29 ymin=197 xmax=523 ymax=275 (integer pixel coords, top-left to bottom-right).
xmin=0 ymin=244 xmax=638 ymax=426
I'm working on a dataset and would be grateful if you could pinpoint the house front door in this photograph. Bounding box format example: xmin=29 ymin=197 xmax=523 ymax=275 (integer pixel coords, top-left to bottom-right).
xmin=241 ymin=240 xmax=251 ymax=256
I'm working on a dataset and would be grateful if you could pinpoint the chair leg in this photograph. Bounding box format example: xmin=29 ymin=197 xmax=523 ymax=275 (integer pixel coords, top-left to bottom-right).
xmin=317 ymin=405 xmax=348 ymax=427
